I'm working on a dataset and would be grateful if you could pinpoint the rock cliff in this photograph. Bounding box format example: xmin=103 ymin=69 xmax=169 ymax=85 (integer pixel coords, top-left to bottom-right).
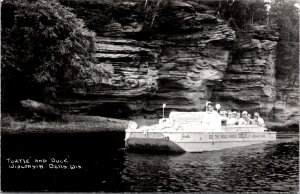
xmin=56 ymin=0 xmax=298 ymax=124
xmin=211 ymin=25 xmax=279 ymax=117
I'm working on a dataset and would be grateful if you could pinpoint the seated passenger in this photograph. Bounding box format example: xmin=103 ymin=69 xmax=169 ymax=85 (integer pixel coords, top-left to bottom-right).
xmin=248 ymin=113 xmax=254 ymax=125
xmin=220 ymin=111 xmax=228 ymax=118
xmin=227 ymin=112 xmax=236 ymax=125
xmin=220 ymin=111 xmax=225 ymax=117
xmin=235 ymin=112 xmax=241 ymax=125
xmin=239 ymin=111 xmax=250 ymax=125
xmin=231 ymin=111 xmax=237 ymax=124
xmin=253 ymin=112 xmax=265 ymax=127
xmin=232 ymin=111 xmax=237 ymax=118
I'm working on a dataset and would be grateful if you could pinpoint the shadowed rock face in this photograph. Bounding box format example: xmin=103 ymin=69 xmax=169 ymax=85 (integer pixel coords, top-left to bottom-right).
xmin=56 ymin=0 xmax=235 ymax=118
xmin=210 ymin=25 xmax=299 ymax=125
xmin=273 ymin=57 xmax=299 ymax=125
xmin=211 ymin=26 xmax=279 ymax=117
xmin=55 ymin=0 xmax=298 ymax=124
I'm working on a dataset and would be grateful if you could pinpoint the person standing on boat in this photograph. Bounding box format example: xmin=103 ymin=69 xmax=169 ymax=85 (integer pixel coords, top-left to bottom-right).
xmin=207 ymin=103 xmax=218 ymax=115
xmin=206 ymin=103 xmax=222 ymax=131
xmin=253 ymin=112 xmax=265 ymax=127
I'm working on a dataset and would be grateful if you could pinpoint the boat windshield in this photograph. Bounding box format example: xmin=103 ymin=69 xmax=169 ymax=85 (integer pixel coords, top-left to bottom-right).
xmin=169 ymin=111 xmax=222 ymax=125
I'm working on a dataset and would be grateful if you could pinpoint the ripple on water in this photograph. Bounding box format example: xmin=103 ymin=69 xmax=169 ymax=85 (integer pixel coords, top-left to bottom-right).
xmin=122 ymin=138 xmax=299 ymax=192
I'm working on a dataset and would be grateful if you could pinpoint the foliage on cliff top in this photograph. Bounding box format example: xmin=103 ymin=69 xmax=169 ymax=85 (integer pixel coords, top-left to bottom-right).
xmin=1 ymin=0 xmax=108 ymax=107
xmin=59 ymin=0 xmax=174 ymax=36
xmin=270 ymin=0 xmax=299 ymax=85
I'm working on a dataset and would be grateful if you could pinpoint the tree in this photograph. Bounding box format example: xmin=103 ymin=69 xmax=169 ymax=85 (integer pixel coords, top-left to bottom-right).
xmin=269 ymin=0 xmax=299 ymax=84
xmin=1 ymin=0 xmax=107 ymax=108
xmin=205 ymin=0 xmax=268 ymax=30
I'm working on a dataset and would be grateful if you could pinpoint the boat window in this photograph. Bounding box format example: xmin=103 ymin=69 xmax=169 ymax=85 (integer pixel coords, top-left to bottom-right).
xmin=221 ymin=120 xmax=227 ymax=126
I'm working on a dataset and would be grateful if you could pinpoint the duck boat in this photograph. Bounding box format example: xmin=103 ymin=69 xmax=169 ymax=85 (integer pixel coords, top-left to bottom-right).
xmin=125 ymin=111 xmax=277 ymax=153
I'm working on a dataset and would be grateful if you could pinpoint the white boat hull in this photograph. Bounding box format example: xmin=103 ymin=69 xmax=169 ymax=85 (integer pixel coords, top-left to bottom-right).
xmin=125 ymin=131 xmax=277 ymax=153
xmin=125 ymin=111 xmax=277 ymax=153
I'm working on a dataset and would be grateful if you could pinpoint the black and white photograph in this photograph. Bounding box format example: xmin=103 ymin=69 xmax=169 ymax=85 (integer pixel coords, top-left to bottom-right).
xmin=1 ymin=0 xmax=299 ymax=192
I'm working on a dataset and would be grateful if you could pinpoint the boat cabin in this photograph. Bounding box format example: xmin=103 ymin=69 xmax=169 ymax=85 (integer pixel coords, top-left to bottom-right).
xmin=165 ymin=111 xmax=266 ymax=132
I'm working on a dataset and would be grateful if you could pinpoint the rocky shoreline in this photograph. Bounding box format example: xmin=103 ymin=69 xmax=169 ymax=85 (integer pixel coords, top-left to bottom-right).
xmin=1 ymin=114 xmax=129 ymax=134
xmin=1 ymin=114 xmax=298 ymax=135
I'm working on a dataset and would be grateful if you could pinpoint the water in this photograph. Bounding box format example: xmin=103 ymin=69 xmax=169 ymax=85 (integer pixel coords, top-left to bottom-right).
xmin=1 ymin=132 xmax=299 ymax=192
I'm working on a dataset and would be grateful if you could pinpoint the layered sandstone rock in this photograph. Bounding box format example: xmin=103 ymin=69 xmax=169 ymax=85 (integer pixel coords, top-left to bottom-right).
xmin=211 ymin=25 xmax=279 ymax=118
xmin=211 ymin=25 xmax=299 ymax=125
xmin=56 ymin=0 xmax=235 ymax=118
xmin=55 ymin=0 xmax=298 ymax=124
xmin=273 ymin=71 xmax=299 ymax=125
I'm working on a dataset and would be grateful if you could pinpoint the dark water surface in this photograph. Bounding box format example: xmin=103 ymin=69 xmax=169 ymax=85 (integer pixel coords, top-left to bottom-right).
xmin=1 ymin=132 xmax=299 ymax=192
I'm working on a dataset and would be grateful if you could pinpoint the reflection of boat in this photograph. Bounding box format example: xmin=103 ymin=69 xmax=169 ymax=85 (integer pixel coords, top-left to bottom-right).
xmin=125 ymin=112 xmax=277 ymax=153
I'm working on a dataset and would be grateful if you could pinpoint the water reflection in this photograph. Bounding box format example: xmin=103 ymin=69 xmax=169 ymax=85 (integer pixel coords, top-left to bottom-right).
xmin=122 ymin=138 xmax=299 ymax=192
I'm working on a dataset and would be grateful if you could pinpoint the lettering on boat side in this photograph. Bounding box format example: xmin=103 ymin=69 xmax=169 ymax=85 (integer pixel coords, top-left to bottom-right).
xmin=204 ymin=134 xmax=268 ymax=140
xmin=221 ymin=135 xmax=228 ymax=139
xmin=181 ymin=134 xmax=190 ymax=140
xmin=252 ymin=134 xmax=266 ymax=138
xmin=201 ymin=133 xmax=268 ymax=140
xmin=238 ymin=133 xmax=247 ymax=138
xmin=210 ymin=134 xmax=241 ymax=140
xmin=219 ymin=134 xmax=238 ymax=139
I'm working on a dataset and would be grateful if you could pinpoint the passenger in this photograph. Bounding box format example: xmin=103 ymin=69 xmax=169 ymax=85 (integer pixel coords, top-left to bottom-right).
xmin=235 ymin=112 xmax=241 ymax=125
xmin=248 ymin=113 xmax=254 ymax=125
xmin=232 ymin=111 xmax=237 ymax=120
xmin=232 ymin=111 xmax=237 ymax=117
xmin=227 ymin=110 xmax=232 ymax=119
xmin=223 ymin=111 xmax=228 ymax=117
xmin=227 ymin=111 xmax=236 ymax=125
xmin=239 ymin=111 xmax=249 ymax=125
xmin=220 ymin=111 xmax=226 ymax=118
xmin=207 ymin=103 xmax=219 ymax=115
xmin=253 ymin=112 xmax=265 ymax=127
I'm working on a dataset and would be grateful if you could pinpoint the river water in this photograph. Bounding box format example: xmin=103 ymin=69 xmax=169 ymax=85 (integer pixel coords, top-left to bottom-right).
xmin=1 ymin=132 xmax=299 ymax=192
